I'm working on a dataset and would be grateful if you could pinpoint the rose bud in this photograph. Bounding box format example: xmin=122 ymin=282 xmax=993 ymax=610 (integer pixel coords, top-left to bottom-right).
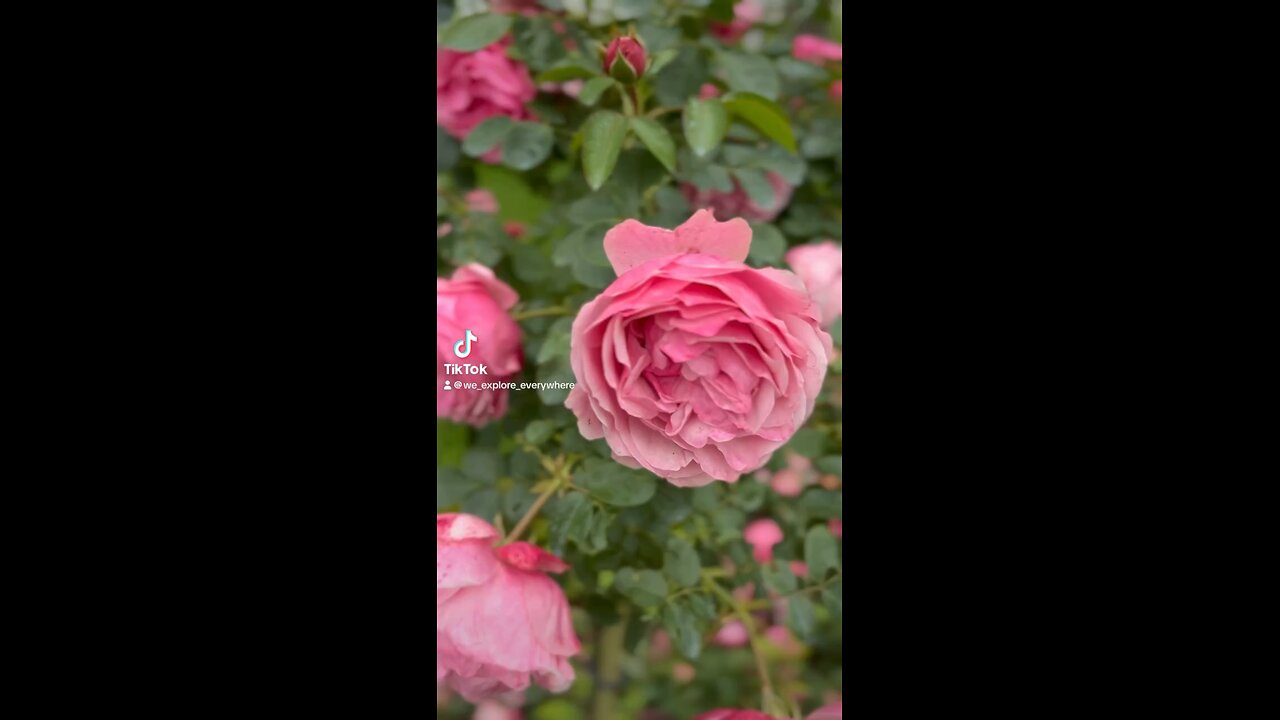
xmin=603 ymin=36 xmax=646 ymax=83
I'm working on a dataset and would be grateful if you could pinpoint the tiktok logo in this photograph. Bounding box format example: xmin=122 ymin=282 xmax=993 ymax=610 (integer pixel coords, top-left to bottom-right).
xmin=454 ymin=329 xmax=477 ymax=358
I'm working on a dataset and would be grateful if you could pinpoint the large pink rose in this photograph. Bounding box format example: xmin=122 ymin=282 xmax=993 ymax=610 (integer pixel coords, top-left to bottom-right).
xmin=437 ymin=514 xmax=581 ymax=702
xmin=565 ymin=211 xmax=833 ymax=486
xmin=437 ymin=264 xmax=523 ymax=426
xmin=793 ymin=34 xmax=843 ymax=64
xmin=785 ymin=241 xmax=842 ymax=328
xmin=806 ymin=703 xmax=842 ymax=720
xmin=437 ymin=37 xmax=536 ymax=141
xmin=682 ymin=171 xmax=794 ymax=223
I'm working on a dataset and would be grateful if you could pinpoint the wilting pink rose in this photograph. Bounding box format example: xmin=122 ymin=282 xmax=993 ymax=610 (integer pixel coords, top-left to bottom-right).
xmin=438 ymin=37 xmax=536 ymax=144
xmin=793 ymin=34 xmax=843 ymax=64
xmin=771 ymin=468 xmax=804 ymax=496
xmin=830 ymin=80 xmax=842 ymax=102
xmin=682 ymin=171 xmax=794 ymax=223
xmin=806 ymin=703 xmax=842 ymax=720
xmin=695 ymin=711 xmax=781 ymax=720
xmin=785 ymin=242 xmax=842 ymax=328
xmin=473 ymin=701 xmax=522 ymax=720
xmin=714 ymin=620 xmax=749 ymax=647
xmin=437 ymin=264 xmax=523 ymax=426
xmin=710 ymin=0 xmax=764 ymax=43
xmin=565 ymin=211 xmax=833 ymax=485
xmin=745 ymin=518 xmax=783 ymax=562
xmin=699 ymin=83 xmax=722 ymax=99
xmin=467 ymin=189 xmax=499 ymax=214
xmin=437 ymin=514 xmax=581 ymax=702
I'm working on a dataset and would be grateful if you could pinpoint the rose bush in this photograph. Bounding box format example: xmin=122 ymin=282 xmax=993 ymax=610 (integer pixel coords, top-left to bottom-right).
xmin=439 ymin=0 xmax=842 ymax=717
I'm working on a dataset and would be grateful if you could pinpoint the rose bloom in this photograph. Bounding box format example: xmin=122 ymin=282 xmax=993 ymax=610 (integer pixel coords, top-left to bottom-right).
xmin=603 ymin=36 xmax=646 ymax=78
xmin=807 ymin=703 xmax=842 ymax=720
xmin=466 ymin=189 xmax=499 ymax=214
xmin=713 ymin=619 xmax=749 ymax=647
xmin=745 ymin=518 xmax=783 ymax=562
xmin=699 ymin=83 xmax=721 ymax=99
xmin=696 ymin=711 xmax=781 ymax=720
xmin=682 ymin=171 xmax=794 ymax=223
xmin=771 ymin=467 xmax=804 ymax=496
xmin=566 ymin=211 xmax=832 ymax=485
xmin=437 ymin=514 xmax=581 ymax=702
xmin=785 ymin=241 xmax=842 ymax=328
xmin=710 ymin=0 xmax=764 ymax=43
xmin=793 ymin=34 xmax=843 ymax=64
xmin=437 ymin=264 xmax=523 ymax=426
xmin=437 ymin=36 xmax=536 ymax=148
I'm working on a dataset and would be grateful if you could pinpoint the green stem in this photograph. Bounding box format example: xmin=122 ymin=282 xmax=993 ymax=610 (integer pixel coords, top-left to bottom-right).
xmin=511 ymin=306 xmax=570 ymax=321
xmin=503 ymin=477 xmax=560 ymax=544
xmin=592 ymin=622 xmax=625 ymax=720
xmin=704 ymin=577 xmax=775 ymax=703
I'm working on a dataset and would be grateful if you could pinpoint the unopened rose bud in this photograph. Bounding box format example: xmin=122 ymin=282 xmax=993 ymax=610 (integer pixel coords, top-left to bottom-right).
xmin=603 ymin=37 xmax=646 ymax=82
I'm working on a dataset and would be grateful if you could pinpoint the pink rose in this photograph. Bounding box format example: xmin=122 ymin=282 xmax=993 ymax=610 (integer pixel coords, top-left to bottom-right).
xmin=713 ymin=620 xmax=749 ymax=647
xmin=437 ymin=514 xmax=581 ymax=702
xmin=695 ymin=711 xmax=781 ymax=720
xmin=807 ymin=703 xmax=842 ymax=720
xmin=711 ymin=0 xmax=764 ymax=43
xmin=830 ymin=79 xmax=842 ymax=102
xmin=699 ymin=83 xmax=722 ymax=99
xmin=437 ymin=264 xmax=523 ymax=426
xmin=745 ymin=518 xmax=783 ymax=562
xmin=789 ymin=561 xmax=808 ymax=578
xmin=793 ymin=34 xmax=843 ymax=64
xmin=682 ymin=171 xmax=794 ymax=222
xmin=785 ymin=242 xmax=842 ymax=328
xmin=437 ymin=37 xmax=536 ymax=141
xmin=467 ymin=189 xmax=499 ymax=214
xmin=828 ymin=519 xmax=842 ymax=538
xmin=603 ymin=37 xmax=646 ymax=80
xmin=771 ymin=468 xmax=804 ymax=496
xmin=565 ymin=210 xmax=832 ymax=485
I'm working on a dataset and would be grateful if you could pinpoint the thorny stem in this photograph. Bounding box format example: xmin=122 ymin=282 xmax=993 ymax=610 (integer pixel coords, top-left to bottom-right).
xmin=703 ymin=573 xmax=775 ymax=703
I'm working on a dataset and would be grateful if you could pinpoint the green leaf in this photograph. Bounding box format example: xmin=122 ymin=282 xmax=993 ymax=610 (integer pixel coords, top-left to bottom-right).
xmin=437 ymin=126 xmax=460 ymax=171
xmin=683 ymin=98 xmax=728 ymax=158
xmin=536 ymin=63 xmax=600 ymax=82
xmin=577 ymin=458 xmax=657 ymax=507
xmin=475 ymin=164 xmax=549 ymax=224
xmin=463 ymin=116 xmax=515 ymax=157
xmin=614 ymin=567 xmax=668 ymax=607
xmin=437 ymin=421 xmax=469 ymax=467
xmin=532 ymin=699 xmax=583 ymax=720
xmin=461 ymin=448 xmax=503 ymax=482
xmin=654 ymin=47 xmax=709 ymax=107
xmin=537 ymin=359 xmax=575 ymax=405
xmin=614 ymin=0 xmax=658 ymax=20
xmin=788 ymin=428 xmax=825 ymax=457
xmin=720 ymin=52 xmax=780 ymax=100
xmin=582 ymin=111 xmax=628 ymax=191
xmin=804 ymin=525 xmax=840 ymax=579
xmin=524 ymin=419 xmax=556 ymax=445
xmin=711 ymin=507 xmax=745 ymax=542
xmin=462 ymin=488 xmax=500 ymax=520
xmin=817 ymin=456 xmax=842 ymax=477
xmin=722 ymin=92 xmax=797 ymax=153
xmin=440 ymin=13 xmax=513 ymax=52
xmin=707 ymin=0 xmax=735 ymax=22
xmin=747 ymin=223 xmax=786 ymax=265
xmin=629 ymin=117 xmax=677 ymax=173
xmin=787 ymin=594 xmax=816 ymax=639
xmin=436 ymin=195 xmax=446 ymax=218
xmin=823 ymin=577 xmax=842 ymax=620
xmin=776 ymin=56 xmax=830 ymax=82
xmin=664 ymin=538 xmax=700 ymax=588
xmin=734 ymin=168 xmax=775 ymax=209
xmin=646 ymin=48 xmax=679 ymax=76
xmin=549 ymin=492 xmax=590 ymax=555
xmin=798 ymin=489 xmax=842 ymax=519
xmin=500 ymin=122 xmax=553 ymax=170
xmin=762 ymin=561 xmax=798 ymax=593
xmin=830 ymin=315 xmax=843 ymax=346
xmin=662 ymin=601 xmax=703 ymax=659
xmin=578 ymin=77 xmax=617 ymax=106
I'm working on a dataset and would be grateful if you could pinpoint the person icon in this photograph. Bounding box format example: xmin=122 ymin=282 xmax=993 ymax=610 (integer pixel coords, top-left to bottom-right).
xmin=443 ymin=380 xmax=452 ymax=391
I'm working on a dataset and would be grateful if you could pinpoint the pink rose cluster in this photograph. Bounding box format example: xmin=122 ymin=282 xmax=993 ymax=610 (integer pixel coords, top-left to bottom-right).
xmin=566 ymin=211 xmax=833 ymax=486
xmin=682 ymin=171 xmax=795 ymax=223
xmin=437 ymin=264 xmax=524 ymax=426
xmin=437 ymin=513 xmax=581 ymax=701
xmin=437 ymin=37 xmax=536 ymax=150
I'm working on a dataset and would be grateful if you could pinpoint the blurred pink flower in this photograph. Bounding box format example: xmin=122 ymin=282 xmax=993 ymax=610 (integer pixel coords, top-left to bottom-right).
xmin=785 ymin=241 xmax=843 ymax=328
xmin=714 ymin=620 xmax=750 ymax=647
xmin=710 ymin=1 xmax=764 ymax=43
xmin=437 ymin=514 xmax=581 ymax=702
xmin=466 ymin=189 xmax=499 ymax=214
xmin=828 ymin=519 xmax=842 ymax=538
xmin=793 ymin=34 xmax=843 ymax=64
xmin=830 ymin=80 xmax=842 ymax=102
xmin=771 ymin=468 xmax=804 ymax=497
xmin=700 ymin=83 xmax=722 ymax=99
xmin=745 ymin=518 xmax=783 ymax=562
xmin=789 ymin=561 xmax=808 ymax=578
xmin=437 ymin=37 xmax=536 ymax=146
xmin=437 ymin=264 xmax=523 ymax=426
xmin=490 ymin=0 xmax=541 ymax=14
xmin=473 ymin=700 xmax=523 ymax=720
xmin=764 ymin=625 xmax=804 ymax=657
xmin=806 ymin=702 xmax=842 ymax=720
xmin=438 ymin=223 xmax=454 ymax=239
xmin=682 ymin=171 xmax=794 ymax=222
xmin=672 ymin=662 xmax=697 ymax=683
xmin=504 ymin=222 xmax=526 ymax=238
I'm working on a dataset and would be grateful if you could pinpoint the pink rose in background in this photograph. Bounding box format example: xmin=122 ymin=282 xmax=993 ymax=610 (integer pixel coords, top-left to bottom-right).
xmin=785 ymin=242 xmax=842 ymax=328
xmin=700 ymin=83 xmax=722 ymax=99
xmin=682 ymin=171 xmax=794 ymax=223
xmin=745 ymin=518 xmax=783 ymax=562
xmin=807 ymin=703 xmax=842 ymax=720
xmin=789 ymin=561 xmax=808 ymax=578
xmin=672 ymin=662 xmax=697 ymax=683
xmin=793 ymin=34 xmax=843 ymax=64
xmin=695 ymin=711 xmax=781 ymax=720
xmin=771 ymin=468 xmax=804 ymax=496
xmin=828 ymin=519 xmax=842 ymax=538
xmin=489 ymin=0 xmax=540 ymax=14
xmin=467 ymin=189 xmax=499 ymax=214
xmin=830 ymin=80 xmax=843 ymax=102
xmin=438 ymin=223 xmax=454 ymax=239
xmin=473 ymin=701 xmax=522 ymax=720
xmin=714 ymin=620 xmax=749 ymax=647
xmin=438 ymin=37 xmax=536 ymax=147
xmin=437 ymin=514 xmax=581 ymax=702
xmin=437 ymin=264 xmax=524 ymax=426
xmin=566 ymin=211 xmax=833 ymax=485
xmin=710 ymin=0 xmax=764 ymax=43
